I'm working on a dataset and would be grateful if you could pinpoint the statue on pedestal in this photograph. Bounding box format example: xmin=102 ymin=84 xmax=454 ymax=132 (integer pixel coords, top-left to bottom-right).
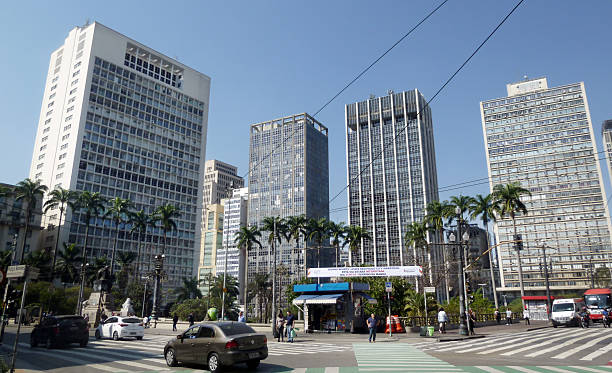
xmin=121 ymin=298 xmax=135 ymax=317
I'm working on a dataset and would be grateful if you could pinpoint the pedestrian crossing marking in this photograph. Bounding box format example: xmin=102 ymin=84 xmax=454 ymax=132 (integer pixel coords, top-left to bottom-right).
xmin=553 ymin=333 xmax=612 ymax=360
xmin=353 ymin=343 xmax=462 ymax=372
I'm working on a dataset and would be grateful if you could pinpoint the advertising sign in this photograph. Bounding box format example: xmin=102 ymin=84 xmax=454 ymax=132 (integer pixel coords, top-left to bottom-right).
xmin=307 ymin=266 xmax=423 ymax=278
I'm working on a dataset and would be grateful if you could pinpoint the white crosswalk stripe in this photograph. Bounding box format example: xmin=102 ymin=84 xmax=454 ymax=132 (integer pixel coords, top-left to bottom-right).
xmin=412 ymin=327 xmax=612 ymax=362
xmin=353 ymin=343 xmax=462 ymax=372
xmin=267 ymin=341 xmax=352 ymax=356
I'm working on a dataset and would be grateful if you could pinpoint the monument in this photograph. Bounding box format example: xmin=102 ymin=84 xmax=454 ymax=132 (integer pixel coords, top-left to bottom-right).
xmin=82 ymin=265 xmax=114 ymax=327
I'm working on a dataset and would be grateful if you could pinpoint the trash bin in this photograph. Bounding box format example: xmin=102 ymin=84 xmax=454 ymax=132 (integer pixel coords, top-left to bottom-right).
xmin=427 ymin=326 xmax=434 ymax=336
xmin=419 ymin=326 xmax=427 ymax=336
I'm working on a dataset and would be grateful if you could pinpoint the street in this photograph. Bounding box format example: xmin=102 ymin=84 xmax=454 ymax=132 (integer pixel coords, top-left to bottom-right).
xmin=1 ymin=323 xmax=611 ymax=373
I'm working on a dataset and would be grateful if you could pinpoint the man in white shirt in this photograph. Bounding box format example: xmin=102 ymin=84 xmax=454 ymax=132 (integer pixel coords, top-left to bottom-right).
xmin=437 ymin=307 xmax=448 ymax=334
xmin=506 ymin=309 xmax=513 ymax=325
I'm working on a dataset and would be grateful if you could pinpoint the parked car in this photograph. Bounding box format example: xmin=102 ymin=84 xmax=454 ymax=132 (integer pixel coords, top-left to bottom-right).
xmin=95 ymin=316 xmax=144 ymax=340
xmin=164 ymin=321 xmax=267 ymax=373
xmin=30 ymin=315 xmax=89 ymax=348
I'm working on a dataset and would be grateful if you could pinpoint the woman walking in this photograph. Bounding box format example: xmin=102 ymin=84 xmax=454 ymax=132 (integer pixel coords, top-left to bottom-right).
xmin=276 ymin=311 xmax=285 ymax=342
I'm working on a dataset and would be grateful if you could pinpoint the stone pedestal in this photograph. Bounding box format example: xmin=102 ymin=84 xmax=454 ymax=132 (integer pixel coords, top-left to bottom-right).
xmin=82 ymin=291 xmax=114 ymax=328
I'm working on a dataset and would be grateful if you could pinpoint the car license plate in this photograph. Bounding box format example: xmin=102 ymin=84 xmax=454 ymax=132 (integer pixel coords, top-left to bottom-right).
xmin=248 ymin=352 xmax=259 ymax=359
xmin=130 ymin=332 xmax=136 ymax=335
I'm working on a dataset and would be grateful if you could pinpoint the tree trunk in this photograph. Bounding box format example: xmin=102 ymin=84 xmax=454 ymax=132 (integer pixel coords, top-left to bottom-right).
xmin=20 ymin=207 xmax=31 ymax=263
xmin=77 ymin=222 xmax=90 ymax=315
xmin=485 ymin=220 xmax=499 ymax=308
xmin=110 ymin=220 xmax=120 ymax=275
xmin=243 ymin=247 xmax=249 ymax=321
xmin=513 ymin=217 xmax=526 ymax=310
xmin=136 ymin=231 xmax=144 ymax=279
xmin=50 ymin=207 xmax=64 ymax=282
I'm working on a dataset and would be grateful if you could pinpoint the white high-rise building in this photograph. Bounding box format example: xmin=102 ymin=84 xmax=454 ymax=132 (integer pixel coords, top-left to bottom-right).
xmin=601 ymin=120 xmax=612 ymax=188
xmin=216 ymin=187 xmax=248 ymax=296
xmin=202 ymin=160 xmax=245 ymax=208
xmin=481 ymin=77 xmax=612 ymax=293
xmin=29 ymin=22 xmax=211 ymax=288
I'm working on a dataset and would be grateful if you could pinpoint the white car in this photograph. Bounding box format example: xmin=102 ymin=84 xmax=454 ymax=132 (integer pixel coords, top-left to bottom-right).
xmin=95 ymin=316 xmax=144 ymax=340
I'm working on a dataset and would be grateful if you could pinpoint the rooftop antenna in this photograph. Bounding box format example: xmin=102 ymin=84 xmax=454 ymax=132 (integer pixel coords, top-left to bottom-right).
xmin=84 ymin=18 xmax=91 ymax=27
xmin=387 ymin=89 xmax=394 ymax=95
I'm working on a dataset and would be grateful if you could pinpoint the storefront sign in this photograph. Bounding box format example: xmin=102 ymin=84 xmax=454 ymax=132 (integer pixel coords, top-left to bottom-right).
xmin=307 ymin=266 xmax=423 ymax=278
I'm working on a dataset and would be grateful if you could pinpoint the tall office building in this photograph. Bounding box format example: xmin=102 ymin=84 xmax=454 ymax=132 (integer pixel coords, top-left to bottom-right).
xmin=602 ymin=120 xmax=612 ymax=188
xmin=0 ymin=183 xmax=43 ymax=257
xmin=198 ymin=203 xmax=223 ymax=295
xmin=29 ymin=22 xmax=211 ymax=288
xmin=345 ymin=90 xmax=440 ymax=267
xmin=481 ymin=77 xmax=612 ymax=293
xmin=216 ymin=187 xmax=248 ymax=296
xmin=202 ymin=160 xmax=244 ymax=208
xmin=248 ymin=113 xmax=329 ymax=285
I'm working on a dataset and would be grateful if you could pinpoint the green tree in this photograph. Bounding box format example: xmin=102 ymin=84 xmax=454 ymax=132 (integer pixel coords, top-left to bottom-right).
xmin=493 ymin=182 xmax=532 ymax=308
xmin=328 ymin=221 xmax=348 ymax=267
xmin=56 ymin=243 xmax=82 ymax=283
xmin=286 ymin=215 xmax=308 ymax=277
xmin=235 ymin=225 xmax=262 ymax=318
xmin=209 ymin=274 xmax=240 ymax=320
xmin=106 ymin=197 xmax=132 ymax=276
xmin=14 ymin=178 xmax=48 ymax=263
xmin=153 ymin=204 xmax=181 ymax=255
xmin=345 ymin=225 xmax=371 ymax=266
xmin=129 ymin=210 xmax=153 ymax=278
xmin=247 ymin=273 xmax=271 ymax=323
xmin=404 ymin=221 xmax=432 ymax=287
xmin=425 ymin=200 xmax=451 ymax=301
xmin=170 ymin=298 xmax=208 ymax=321
xmin=43 ymin=187 xmax=77 ymax=282
xmin=116 ymin=251 xmax=137 ymax=290
xmin=448 ymin=195 xmax=474 ymax=224
xmin=23 ymin=249 xmax=51 ymax=275
xmin=176 ymin=277 xmax=202 ymax=303
xmin=469 ymin=193 xmax=500 ymax=308
xmin=305 ymin=217 xmax=330 ymax=269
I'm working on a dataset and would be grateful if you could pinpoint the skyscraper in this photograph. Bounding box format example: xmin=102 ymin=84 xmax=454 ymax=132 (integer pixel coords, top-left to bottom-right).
xmin=198 ymin=203 xmax=223 ymax=295
xmin=248 ymin=113 xmax=329 ymax=284
xmin=202 ymin=160 xmax=244 ymax=208
xmin=481 ymin=77 xmax=612 ymax=293
xmin=29 ymin=22 xmax=211 ymax=288
xmin=345 ymin=90 xmax=440 ymax=267
xmin=601 ymin=120 xmax=612 ymax=188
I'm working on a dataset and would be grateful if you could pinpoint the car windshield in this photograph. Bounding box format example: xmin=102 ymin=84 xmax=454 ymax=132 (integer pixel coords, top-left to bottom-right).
xmin=122 ymin=318 xmax=141 ymax=323
xmin=552 ymin=303 xmax=575 ymax=312
xmin=585 ymin=294 xmax=611 ymax=308
xmin=218 ymin=323 xmax=256 ymax=336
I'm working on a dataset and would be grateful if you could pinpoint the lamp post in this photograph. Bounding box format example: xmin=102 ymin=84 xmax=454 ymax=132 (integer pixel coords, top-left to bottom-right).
xmin=271 ymin=218 xmax=277 ymax=334
xmin=536 ymin=240 xmax=552 ymax=320
xmin=76 ymin=262 xmax=89 ymax=315
xmin=151 ymin=254 xmax=165 ymax=328
xmin=141 ymin=276 xmax=149 ymax=318
xmin=450 ymin=206 xmax=469 ymax=336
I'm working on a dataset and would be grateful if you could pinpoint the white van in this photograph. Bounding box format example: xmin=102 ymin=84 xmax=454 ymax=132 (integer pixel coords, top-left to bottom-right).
xmin=551 ymin=298 xmax=585 ymax=327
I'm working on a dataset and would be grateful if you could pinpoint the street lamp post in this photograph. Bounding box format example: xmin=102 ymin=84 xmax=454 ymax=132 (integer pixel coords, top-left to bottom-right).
xmin=151 ymin=254 xmax=165 ymax=328
xmin=141 ymin=277 xmax=149 ymax=318
xmin=537 ymin=241 xmax=552 ymax=320
xmin=271 ymin=219 xmax=277 ymax=334
xmin=76 ymin=262 xmax=89 ymax=315
xmin=450 ymin=206 xmax=469 ymax=336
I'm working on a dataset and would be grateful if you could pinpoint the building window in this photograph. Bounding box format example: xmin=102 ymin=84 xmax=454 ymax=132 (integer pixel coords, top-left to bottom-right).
xmin=44 ymin=119 xmax=52 ymax=125
xmin=38 ymin=154 xmax=45 ymax=160
xmin=46 ymin=110 xmax=53 ymax=116
xmin=59 ymin=153 xmax=67 ymax=160
xmin=63 ymin=124 xmax=71 ymax=131
xmin=61 ymin=134 xmax=70 ymax=141
xmin=57 ymin=163 xmax=65 ymax=170
xmin=52 ymin=76 xmax=59 ymax=83
xmin=60 ymin=143 xmax=68 ymax=150
xmin=49 ymin=93 xmax=56 ymax=100
xmin=72 ymin=70 xmax=80 ymax=77
xmin=50 ymin=84 xmax=57 ymax=91
xmin=36 ymin=163 xmax=44 ymax=169
xmin=42 ymin=127 xmax=50 ymax=134
xmin=65 ymin=115 xmax=72 ymax=122
xmin=71 ymin=79 xmax=79 ymax=86
xmin=66 ymin=106 xmax=74 ymax=113
xmin=35 ymin=172 xmax=42 ymax=179
xmin=47 ymin=102 xmax=54 ymax=108
xmin=56 ymin=173 xmax=63 ymax=179
xmin=41 ymin=136 xmax=48 ymax=142
xmin=69 ymin=88 xmax=77 ymax=95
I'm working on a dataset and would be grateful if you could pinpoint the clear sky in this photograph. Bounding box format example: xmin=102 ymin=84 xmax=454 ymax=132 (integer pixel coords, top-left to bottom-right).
xmin=1 ymin=1 xmax=611 ymax=223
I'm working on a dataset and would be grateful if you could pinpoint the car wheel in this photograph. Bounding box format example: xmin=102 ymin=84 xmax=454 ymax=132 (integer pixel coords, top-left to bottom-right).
xmin=208 ymin=352 xmax=222 ymax=373
xmin=136 ymin=336 xmax=143 ymax=340
xmin=95 ymin=330 xmax=101 ymax=340
xmin=246 ymin=359 xmax=260 ymax=369
xmin=113 ymin=331 xmax=119 ymax=341
xmin=45 ymin=337 xmax=53 ymax=349
xmin=165 ymin=348 xmax=178 ymax=367
xmin=30 ymin=336 xmax=38 ymax=348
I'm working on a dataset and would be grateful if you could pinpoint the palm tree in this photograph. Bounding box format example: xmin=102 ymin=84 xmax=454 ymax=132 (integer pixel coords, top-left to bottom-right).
xmin=492 ymin=182 xmax=532 ymax=309
xmin=24 ymin=249 xmax=51 ymax=274
xmin=470 ymin=194 xmax=500 ymax=308
xmin=328 ymin=221 xmax=348 ymax=267
xmin=425 ymin=200 xmax=451 ymax=302
xmin=345 ymin=225 xmax=371 ymax=266
xmin=43 ymin=187 xmax=77 ymax=282
xmin=0 ymin=185 xmax=11 ymax=199
xmin=305 ymin=217 xmax=330 ymax=271
xmin=448 ymin=195 xmax=474 ymax=225
xmin=106 ymin=197 xmax=133 ymax=276
xmin=14 ymin=178 xmax=48 ymax=263
xmin=74 ymin=191 xmax=106 ymax=313
xmin=129 ymin=210 xmax=153 ymax=278
xmin=247 ymin=273 xmax=271 ymax=322
xmin=116 ymin=251 xmax=137 ymax=289
xmin=286 ymin=215 xmax=307 ymax=277
xmin=404 ymin=221 xmax=432 ymax=288
xmin=56 ymin=243 xmax=82 ymax=283
xmin=153 ymin=204 xmax=181 ymax=255
xmin=176 ymin=277 xmax=202 ymax=302
xmin=235 ymin=225 xmax=262 ymax=320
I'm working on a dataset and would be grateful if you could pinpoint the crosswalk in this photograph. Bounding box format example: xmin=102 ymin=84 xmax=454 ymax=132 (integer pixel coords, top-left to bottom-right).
xmin=267 ymin=341 xmax=353 ymax=356
xmin=353 ymin=342 xmax=462 ymax=372
xmin=411 ymin=327 xmax=612 ymax=362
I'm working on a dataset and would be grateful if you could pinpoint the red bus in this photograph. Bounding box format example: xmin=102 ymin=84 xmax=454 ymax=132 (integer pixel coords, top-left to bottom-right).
xmin=584 ymin=288 xmax=612 ymax=321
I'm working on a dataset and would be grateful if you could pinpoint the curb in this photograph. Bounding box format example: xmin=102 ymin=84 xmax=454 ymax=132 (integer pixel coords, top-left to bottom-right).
xmin=437 ymin=335 xmax=486 ymax=342
xmin=526 ymin=325 xmax=553 ymax=331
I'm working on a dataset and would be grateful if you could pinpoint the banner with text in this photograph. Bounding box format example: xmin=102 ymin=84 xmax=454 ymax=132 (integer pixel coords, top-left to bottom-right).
xmin=307 ymin=266 xmax=423 ymax=278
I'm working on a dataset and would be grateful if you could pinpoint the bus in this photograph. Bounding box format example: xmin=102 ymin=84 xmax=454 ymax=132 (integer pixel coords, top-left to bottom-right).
xmin=584 ymin=288 xmax=612 ymax=322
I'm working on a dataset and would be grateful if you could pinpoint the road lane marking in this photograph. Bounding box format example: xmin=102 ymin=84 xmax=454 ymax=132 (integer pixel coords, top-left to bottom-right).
xmin=476 ymin=330 xmax=582 ymax=355
xmin=536 ymin=367 xmax=578 ymax=373
xmin=581 ymin=342 xmax=612 ymax=361
xmin=524 ymin=331 xmax=603 ymax=357
xmin=553 ymin=334 xmax=612 ymax=359
xmin=500 ymin=330 xmax=588 ymax=356
xmin=474 ymin=367 xmax=507 ymax=373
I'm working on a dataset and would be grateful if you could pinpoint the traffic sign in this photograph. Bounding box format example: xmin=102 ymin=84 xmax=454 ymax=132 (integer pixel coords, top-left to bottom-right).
xmin=385 ymin=281 xmax=392 ymax=293
xmin=7 ymin=265 xmax=26 ymax=279
xmin=424 ymin=286 xmax=436 ymax=293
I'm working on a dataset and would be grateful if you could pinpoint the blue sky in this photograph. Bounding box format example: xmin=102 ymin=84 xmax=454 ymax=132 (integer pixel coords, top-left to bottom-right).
xmin=1 ymin=1 xmax=611 ymax=223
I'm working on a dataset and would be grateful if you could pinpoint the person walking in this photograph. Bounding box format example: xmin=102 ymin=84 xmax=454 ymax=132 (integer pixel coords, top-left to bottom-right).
xmin=494 ymin=308 xmax=501 ymax=325
xmin=188 ymin=312 xmax=194 ymax=327
xmin=238 ymin=311 xmax=246 ymax=323
xmin=437 ymin=307 xmax=448 ymax=334
xmin=523 ymin=309 xmax=530 ymax=325
xmin=276 ymin=311 xmax=285 ymax=342
xmin=285 ymin=311 xmax=295 ymax=343
xmin=506 ymin=308 xmax=513 ymax=325
xmin=367 ymin=313 xmax=377 ymax=343
xmin=468 ymin=309 xmax=477 ymax=335
xmin=172 ymin=314 xmax=179 ymax=331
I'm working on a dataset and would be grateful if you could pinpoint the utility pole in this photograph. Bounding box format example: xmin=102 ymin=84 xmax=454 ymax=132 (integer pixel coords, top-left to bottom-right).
xmin=540 ymin=243 xmax=552 ymax=319
xmin=453 ymin=206 xmax=468 ymax=336
xmin=271 ymin=219 xmax=276 ymax=334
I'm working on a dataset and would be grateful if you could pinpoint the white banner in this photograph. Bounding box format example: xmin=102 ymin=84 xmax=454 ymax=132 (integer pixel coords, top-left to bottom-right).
xmin=307 ymin=266 xmax=423 ymax=278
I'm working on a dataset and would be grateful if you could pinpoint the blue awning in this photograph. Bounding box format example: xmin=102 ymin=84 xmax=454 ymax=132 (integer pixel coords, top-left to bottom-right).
xmin=292 ymin=294 xmax=319 ymax=305
xmin=306 ymin=293 xmax=344 ymax=305
xmin=356 ymin=292 xmax=378 ymax=304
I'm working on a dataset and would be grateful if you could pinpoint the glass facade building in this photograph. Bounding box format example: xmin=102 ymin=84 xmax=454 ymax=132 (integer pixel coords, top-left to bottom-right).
xmin=345 ymin=90 xmax=440 ymax=267
xmin=481 ymin=77 xmax=612 ymax=292
xmin=248 ymin=113 xmax=329 ymax=285
xmin=29 ymin=23 xmax=211 ymax=289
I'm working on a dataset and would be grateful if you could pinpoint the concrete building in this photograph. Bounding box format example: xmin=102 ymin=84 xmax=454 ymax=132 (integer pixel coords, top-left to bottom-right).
xmin=345 ymin=90 xmax=440 ymax=267
xmin=602 ymin=120 xmax=612 ymax=188
xmin=0 ymin=183 xmax=44 ymax=259
xmin=198 ymin=203 xmax=223 ymax=295
xmin=202 ymin=160 xmax=244 ymax=208
xmin=481 ymin=77 xmax=612 ymax=293
xmin=216 ymin=187 xmax=248 ymax=297
xmin=248 ymin=113 xmax=329 ymax=287
xmin=28 ymin=22 xmax=211 ymax=288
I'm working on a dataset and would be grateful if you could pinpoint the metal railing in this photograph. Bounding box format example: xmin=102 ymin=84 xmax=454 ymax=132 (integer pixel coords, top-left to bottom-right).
xmin=398 ymin=312 xmax=523 ymax=328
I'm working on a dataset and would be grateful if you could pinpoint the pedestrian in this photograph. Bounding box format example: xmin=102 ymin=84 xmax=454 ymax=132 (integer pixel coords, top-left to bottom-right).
xmin=143 ymin=315 xmax=149 ymax=328
xmin=468 ymin=309 xmax=477 ymax=335
xmin=101 ymin=313 xmax=108 ymax=323
xmin=188 ymin=312 xmax=194 ymax=327
xmin=523 ymin=309 xmax=530 ymax=325
xmin=276 ymin=311 xmax=285 ymax=342
xmin=238 ymin=311 xmax=246 ymax=323
xmin=172 ymin=314 xmax=179 ymax=331
xmin=83 ymin=313 xmax=89 ymax=325
xmin=506 ymin=308 xmax=512 ymax=325
xmin=437 ymin=307 xmax=448 ymax=334
xmin=367 ymin=313 xmax=377 ymax=343
xmin=494 ymin=308 xmax=501 ymax=325
xmin=285 ymin=311 xmax=295 ymax=343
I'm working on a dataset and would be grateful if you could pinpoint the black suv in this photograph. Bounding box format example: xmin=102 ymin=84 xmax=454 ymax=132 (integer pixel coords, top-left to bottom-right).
xmin=30 ymin=315 xmax=89 ymax=348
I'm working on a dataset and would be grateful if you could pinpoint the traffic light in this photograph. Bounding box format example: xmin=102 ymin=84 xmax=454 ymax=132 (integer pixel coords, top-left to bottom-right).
xmin=514 ymin=234 xmax=523 ymax=251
